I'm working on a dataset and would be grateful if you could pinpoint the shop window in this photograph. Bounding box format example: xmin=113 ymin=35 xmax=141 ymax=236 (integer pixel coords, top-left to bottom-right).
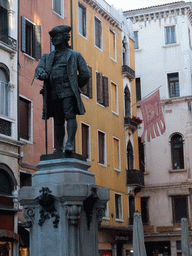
xmin=19 ymin=96 xmax=32 ymax=141
xmin=111 ymin=82 xmax=118 ymax=114
xmin=110 ymin=29 xmax=116 ymax=60
xmin=113 ymin=137 xmax=120 ymax=171
xmin=168 ymin=73 xmax=180 ymax=98
xmin=165 ymin=26 xmax=176 ymax=44
xmin=124 ymin=85 xmax=131 ymax=117
xmin=138 ymin=137 xmax=145 ymax=172
xmin=21 ymin=16 xmax=41 ymax=59
xmin=172 ymin=195 xmax=188 ymax=223
xmin=78 ymin=3 xmax=86 ymax=37
xmin=115 ymin=193 xmax=123 ymax=220
xmin=127 ymin=141 xmax=134 ymax=170
xmin=141 ymin=197 xmax=149 ymax=224
xmin=20 ymin=172 xmax=32 ymax=188
xmin=81 ymin=66 xmax=92 ymax=98
xmin=98 ymin=130 xmax=106 ymax=165
xmin=99 ymin=250 xmax=112 ymax=256
xmin=129 ymin=195 xmax=135 ymax=225
xmin=0 ymin=242 xmax=12 ymax=256
xmin=95 ymin=17 xmax=102 ymax=49
xmin=134 ymin=31 xmax=139 ymax=49
xmin=171 ymin=133 xmax=184 ymax=169
xmin=96 ymin=72 xmax=109 ymax=107
xmin=81 ymin=123 xmax=90 ymax=160
xmin=136 ymin=77 xmax=141 ymax=101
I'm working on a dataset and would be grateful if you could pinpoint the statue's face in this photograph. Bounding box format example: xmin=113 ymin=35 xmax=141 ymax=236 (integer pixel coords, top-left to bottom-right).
xmin=51 ymin=33 xmax=65 ymax=46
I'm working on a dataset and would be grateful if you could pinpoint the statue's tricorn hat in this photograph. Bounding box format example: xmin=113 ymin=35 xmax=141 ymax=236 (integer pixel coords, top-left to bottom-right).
xmin=49 ymin=25 xmax=72 ymax=37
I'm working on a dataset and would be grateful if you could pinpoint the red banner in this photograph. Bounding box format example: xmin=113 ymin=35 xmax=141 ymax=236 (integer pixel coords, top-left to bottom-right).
xmin=139 ymin=90 xmax=166 ymax=143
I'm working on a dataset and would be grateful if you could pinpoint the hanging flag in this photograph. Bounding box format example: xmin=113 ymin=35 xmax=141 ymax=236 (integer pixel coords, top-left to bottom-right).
xmin=139 ymin=90 xmax=166 ymax=143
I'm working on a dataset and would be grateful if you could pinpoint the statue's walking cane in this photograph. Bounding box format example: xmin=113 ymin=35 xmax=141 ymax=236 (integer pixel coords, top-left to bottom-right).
xmin=44 ymin=80 xmax=48 ymax=154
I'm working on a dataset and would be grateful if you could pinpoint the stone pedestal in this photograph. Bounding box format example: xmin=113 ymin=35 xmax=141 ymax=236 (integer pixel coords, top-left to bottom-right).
xmin=19 ymin=153 xmax=109 ymax=256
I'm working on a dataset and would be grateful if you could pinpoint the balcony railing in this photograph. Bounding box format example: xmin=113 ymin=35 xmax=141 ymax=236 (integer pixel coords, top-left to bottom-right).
xmin=122 ymin=65 xmax=135 ymax=80
xmin=0 ymin=34 xmax=17 ymax=50
xmin=127 ymin=169 xmax=144 ymax=186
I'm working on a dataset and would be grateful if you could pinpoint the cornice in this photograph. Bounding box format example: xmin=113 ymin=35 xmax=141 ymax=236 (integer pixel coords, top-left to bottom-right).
xmin=83 ymin=0 xmax=121 ymax=29
xmin=124 ymin=2 xmax=192 ymax=24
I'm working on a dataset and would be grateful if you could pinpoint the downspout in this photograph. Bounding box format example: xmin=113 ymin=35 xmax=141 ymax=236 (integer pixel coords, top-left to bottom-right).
xmin=70 ymin=0 xmax=73 ymax=49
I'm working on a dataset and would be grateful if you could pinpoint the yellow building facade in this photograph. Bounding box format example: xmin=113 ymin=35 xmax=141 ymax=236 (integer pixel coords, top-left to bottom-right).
xmin=69 ymin=0 xmax=143 ymax=254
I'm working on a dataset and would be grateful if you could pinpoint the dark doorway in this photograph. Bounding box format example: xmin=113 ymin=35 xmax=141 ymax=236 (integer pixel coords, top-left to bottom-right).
xmin=117 ymin=242 xmax=123 ymax=256
xmin=145 ymin=241 xmax=170 ymax=256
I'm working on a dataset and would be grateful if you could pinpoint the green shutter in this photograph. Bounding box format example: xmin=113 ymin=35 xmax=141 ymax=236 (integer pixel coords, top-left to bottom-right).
xmin=33 ymin=25 xmax=41 ymax=59
xmin=97 ymin=72 xmax=103 ymax=104
xmin=103 ymin=76 xmax=109 ymax=107
xmin=21 ymin=16 xmax=26 ymax=52
xmin=88 ymin=66 xmax=92 ymax=98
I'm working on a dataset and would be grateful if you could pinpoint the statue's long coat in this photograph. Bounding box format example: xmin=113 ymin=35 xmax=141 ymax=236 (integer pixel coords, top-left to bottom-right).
xmin=35 ymin=48 xmax=90 ymax=119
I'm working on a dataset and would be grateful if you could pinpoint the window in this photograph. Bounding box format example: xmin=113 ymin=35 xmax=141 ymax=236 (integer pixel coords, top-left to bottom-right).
xmin=103 ymin=202 xmax=109 ymax=219
xmin=111 ymin=82 xmax=118 ymax=114
xmin=136 ymin=78 xmax=141 ymax=101
xmin=129 ymin=195 xmax=135 ymax=225
xmin=95 ymin=17 xmax=102 ymax=49
xmin=0 ymin=5 xmax=8 ymax=43
xmin=81 ymin=66 xmax=92 ymax=98
xmin=124 ymin=86 xmax=131 ymax=117
xmin=176 ymin=241 xmax=182 ymax=256
xmin=168 ymin=73 xmax=180 ymax=98
xmin=0 ymin=67 xmax=10 ymax=118
xmin=134 ymin=31 xmax=139 ymax=49
xmin=21 ymin=16 xmax=41 ymax=59
xmin=19 ymin=96 xmax=32 ymax=141
xmin=98 ymin=130 xmax=106 ymax=165
xmin=53 ymin=0 xmax=62 ymax=16
xmin=81 ymin=123 xmax=90 ymax=159
xmin=113 ymin=137 xmax=120 ymax=171
xmin=110 ymin=30 xmax=115 ymax=60
xmin=141 ymin=197 xmax=149 ymax=224
xmin=96 ymin=72 xmax=109 ymax=107
xmin=127 ymin=141 xmax=134 ymax=170
xmin=78 ymin=3 xmax=86 ymax=37
xmin=20 ymin=172 xmax=32 ymax=188
xmin=172 ymin=195 xmax=188 ymax=223
xmin=115 ymin=193 xmax=123 ymax=220
xmin=138 ymin=137 xmax=145 ymax=172
xmin=165 ymin=26 xmax=176 ymax=44
xmin=171 ymin=134 xmax=184 ymax=169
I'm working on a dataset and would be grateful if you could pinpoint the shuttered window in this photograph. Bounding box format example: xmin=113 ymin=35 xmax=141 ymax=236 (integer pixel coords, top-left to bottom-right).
xmin=81 ymin=123 xmax=90 ymax=159
xmin=96 ymin=72 xmax=109 ymax=107
xmin=19 ymin=97 xmax=31 ymax=141
xmin=81 ymin=66 xmax=92 ymax=98
xmin=21 ymin=16 xmax=41 ymax=59
xmin=98 ymin=131 xmax=105 ymax=165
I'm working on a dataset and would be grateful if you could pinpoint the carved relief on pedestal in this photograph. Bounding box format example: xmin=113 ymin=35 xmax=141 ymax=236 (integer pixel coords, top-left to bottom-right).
xmin=65 ymin=204 xmax=82 ymax=226
xmin=96 ymin=204 xmax=106 ymax=226
xmin=22 ymin=207 xmax=35 ymax=228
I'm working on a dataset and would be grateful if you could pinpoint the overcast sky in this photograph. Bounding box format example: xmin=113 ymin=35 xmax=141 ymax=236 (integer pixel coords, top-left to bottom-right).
xmin=106 ymin=0 xmax=186 ymax=11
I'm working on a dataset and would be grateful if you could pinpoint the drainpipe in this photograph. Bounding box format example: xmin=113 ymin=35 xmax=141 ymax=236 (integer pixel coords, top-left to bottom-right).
xmin=70 ymin=0 xmax=73 ymax=49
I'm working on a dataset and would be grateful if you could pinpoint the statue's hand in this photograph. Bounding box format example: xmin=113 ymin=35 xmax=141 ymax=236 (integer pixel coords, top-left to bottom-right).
xmin=40 ymin=72 xmax=48 ymax=80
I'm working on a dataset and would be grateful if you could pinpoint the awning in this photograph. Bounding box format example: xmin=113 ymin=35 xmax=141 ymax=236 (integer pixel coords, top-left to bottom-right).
xmin=0 ymin=229 xmax=19 ymax=241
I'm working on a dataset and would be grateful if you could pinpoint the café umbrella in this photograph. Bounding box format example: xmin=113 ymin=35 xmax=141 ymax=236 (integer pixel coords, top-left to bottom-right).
xmin=133 ymin=212 xmax=147 ymax=256
xmin=181 ymin=218 xmax=190 ymax=256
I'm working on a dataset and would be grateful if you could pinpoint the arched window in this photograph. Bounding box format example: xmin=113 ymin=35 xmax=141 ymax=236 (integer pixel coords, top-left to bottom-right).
xmin=124 ymin=86 xmax=131 ymax=118
xmin=0 ymin=164 xmax=16 ymax=195
xmin=0 ymin=66 xmax=10 ymax=117
xmin=171 ymin=134 xmax=184 ymax=169
xmin=127 ymin=141 xmax=134 ymax=170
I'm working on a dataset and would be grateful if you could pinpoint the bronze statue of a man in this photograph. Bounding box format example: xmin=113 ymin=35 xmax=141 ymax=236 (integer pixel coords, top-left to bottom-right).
xmin=35 ymin=25 xmax=89 ymax=153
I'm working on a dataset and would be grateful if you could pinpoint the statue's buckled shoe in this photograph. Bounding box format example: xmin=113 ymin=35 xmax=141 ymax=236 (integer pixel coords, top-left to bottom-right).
xmin=65 ymin=143 xmax=74 ymax=153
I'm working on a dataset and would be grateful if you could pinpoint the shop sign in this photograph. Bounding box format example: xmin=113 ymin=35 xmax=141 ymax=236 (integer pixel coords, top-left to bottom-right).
xmin=115 ymin=236 xmax=131 ymax=241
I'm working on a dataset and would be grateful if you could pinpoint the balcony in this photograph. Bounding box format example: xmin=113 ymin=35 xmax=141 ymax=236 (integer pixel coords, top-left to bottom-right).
xmin=127 ymin=169 xmax=144 ymax=186
xmin=124 ymin=116 xmax=142 ymax=132
xmin=122 ymin=65 xmax=135 ymax=81
xmin=0 ymin=34 xmax=17 ymax=55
